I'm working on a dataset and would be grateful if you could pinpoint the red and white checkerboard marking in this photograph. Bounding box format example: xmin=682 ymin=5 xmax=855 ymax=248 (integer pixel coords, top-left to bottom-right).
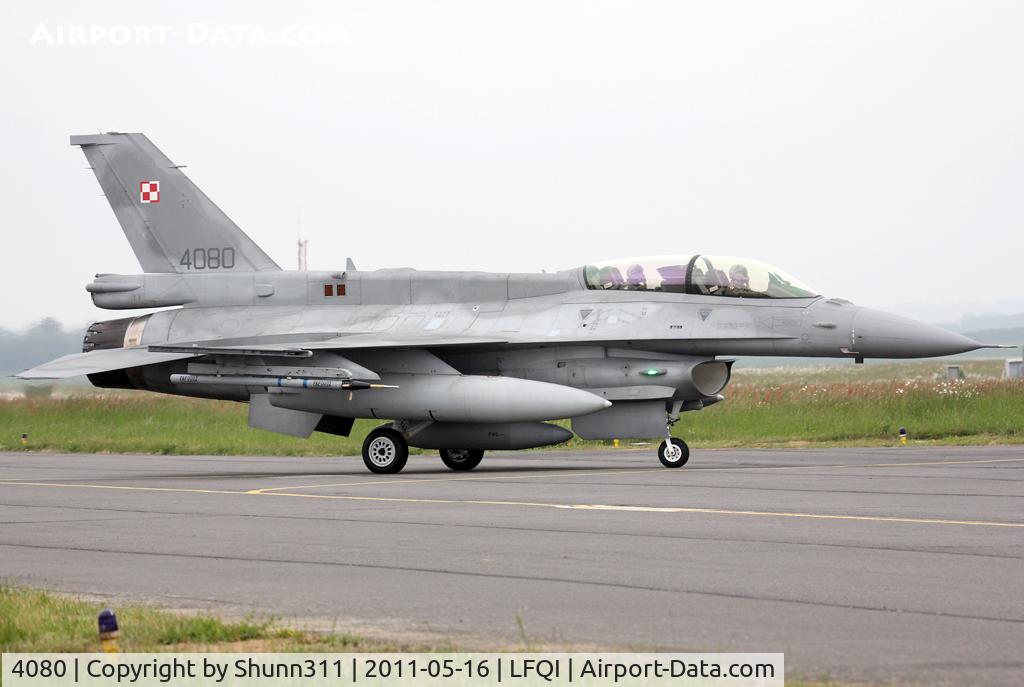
xmin=139 ymin=180 xmax=160 ymax=204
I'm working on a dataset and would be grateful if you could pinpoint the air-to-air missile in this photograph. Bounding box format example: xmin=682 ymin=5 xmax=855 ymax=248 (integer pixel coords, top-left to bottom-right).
xmin=19 ymin=133 xmax=1005 ymax=474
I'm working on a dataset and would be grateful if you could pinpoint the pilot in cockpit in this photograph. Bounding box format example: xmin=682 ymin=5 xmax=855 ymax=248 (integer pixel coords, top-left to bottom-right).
xmin=726 ymin=263 xmax=763 ymax=297
xmin=625 ymin=264 xmax=647 ymax=290
xmin=728 ymin=264 xmax=750 ymax=290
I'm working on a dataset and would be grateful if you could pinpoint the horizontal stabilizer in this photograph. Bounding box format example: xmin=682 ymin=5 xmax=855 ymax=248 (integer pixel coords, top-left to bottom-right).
xmin=16 ymin=347 xmax=197 ymax=379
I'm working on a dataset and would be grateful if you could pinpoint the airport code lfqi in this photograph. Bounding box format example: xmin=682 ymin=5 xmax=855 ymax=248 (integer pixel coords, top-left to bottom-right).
xmin=2 ymin=653 xmax=783 ymax=687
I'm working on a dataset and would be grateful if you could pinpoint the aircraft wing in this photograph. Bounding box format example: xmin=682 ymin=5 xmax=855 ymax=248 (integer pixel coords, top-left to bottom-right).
xmin=302 ymin=333 xmax=512 ymax=349
xmin=17 ymin=333 xmax=511 ymax=381
xmin=150 ymin=332 xmax=512 ymax=353
xmin=138 ymin=331 xmax=789 ymax=361
xmin=15 ymin=348 xmax=198 ymax=379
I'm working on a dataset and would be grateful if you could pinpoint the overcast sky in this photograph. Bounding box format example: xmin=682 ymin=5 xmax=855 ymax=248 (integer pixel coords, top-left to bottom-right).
xmin=1 ymin=1 xmax=1022 ymax=329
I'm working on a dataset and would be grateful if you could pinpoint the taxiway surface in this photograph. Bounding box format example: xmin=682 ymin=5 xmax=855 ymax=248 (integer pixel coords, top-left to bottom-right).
xmin=1 ymin=447 xmax=1022 ymax=685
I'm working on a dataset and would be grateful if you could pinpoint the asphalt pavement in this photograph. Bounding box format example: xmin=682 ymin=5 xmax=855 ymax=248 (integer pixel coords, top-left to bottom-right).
xmin=1 ymin=446 xmax=1022 ymax=686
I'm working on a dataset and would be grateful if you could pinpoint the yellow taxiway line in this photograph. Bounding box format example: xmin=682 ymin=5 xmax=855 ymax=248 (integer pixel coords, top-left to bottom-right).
xmin=246 ymin=468 xmax=667 ymax=493
xmin=247 ymin=456 xmax=1024 ymax=494
xmin=0 ymin=478 xmax=1021 ymax=529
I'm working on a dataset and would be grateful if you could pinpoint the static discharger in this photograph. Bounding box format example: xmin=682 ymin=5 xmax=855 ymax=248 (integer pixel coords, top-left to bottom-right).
xmin=169 ymin=374 xmax=397 ymax=391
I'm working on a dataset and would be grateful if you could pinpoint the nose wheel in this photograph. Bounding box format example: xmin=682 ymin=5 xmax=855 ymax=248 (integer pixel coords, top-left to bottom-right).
xmin=362 ymin=427 xmax=409 ymax=474
xmin=439 ymin=448 xmax=485 ymax=471
xmin=658 ymin=437 xmax=689 ymax=467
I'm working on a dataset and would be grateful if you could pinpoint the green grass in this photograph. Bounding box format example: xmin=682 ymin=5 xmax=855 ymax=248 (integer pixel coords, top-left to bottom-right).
xmin=731 ymin=357 xmax=1008 ymax=384
xmin=0 ymin=588 xmax=858 ymax=686
xmin=0 ymin=586 xmax=378 ymax=654
xmin=676 ymin=377 xmax=1024 ymax=447
xmin=1 ymin=360 xmax=1022 ymax=454
xmin=0 ymin=394 xmax=375 ymax=456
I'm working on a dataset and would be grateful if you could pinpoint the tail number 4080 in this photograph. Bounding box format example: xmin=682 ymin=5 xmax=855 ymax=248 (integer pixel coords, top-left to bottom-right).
xmin=179 ymin=247 xmax=236 ymax=270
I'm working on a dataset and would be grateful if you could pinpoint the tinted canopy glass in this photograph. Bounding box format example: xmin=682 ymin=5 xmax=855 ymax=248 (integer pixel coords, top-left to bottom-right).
xmin=583 ymin=255 xmax=817 ymax=299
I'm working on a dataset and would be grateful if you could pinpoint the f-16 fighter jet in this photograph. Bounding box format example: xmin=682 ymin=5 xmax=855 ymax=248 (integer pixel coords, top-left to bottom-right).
xmin=19 ymin=133 xmax=1000 ymax=473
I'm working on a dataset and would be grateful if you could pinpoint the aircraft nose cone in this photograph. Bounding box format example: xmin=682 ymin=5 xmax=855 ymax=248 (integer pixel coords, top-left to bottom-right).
xmin=853 ymin=307 xmax=984 ymax=358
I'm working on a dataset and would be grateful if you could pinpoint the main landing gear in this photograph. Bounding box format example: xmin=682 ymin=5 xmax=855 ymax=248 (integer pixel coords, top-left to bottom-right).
xmin=361 ymin=426 xmax=487 ymax=474
xmin=361 ymin=427 xmax=409 ymax=474
xmin=658 ymin=437 xmax=689 ymax=468
xmin=438 ymin=448 xmax=485 ymax=471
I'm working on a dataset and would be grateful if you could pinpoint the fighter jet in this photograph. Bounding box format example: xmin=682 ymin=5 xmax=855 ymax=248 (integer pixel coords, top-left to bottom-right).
xmin=18 ymin=133 xmax=1001 ymax=473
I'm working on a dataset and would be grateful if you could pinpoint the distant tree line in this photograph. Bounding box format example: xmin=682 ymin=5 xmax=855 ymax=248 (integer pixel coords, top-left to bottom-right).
xmin=0 ymin=318 xmax=86 ymax=376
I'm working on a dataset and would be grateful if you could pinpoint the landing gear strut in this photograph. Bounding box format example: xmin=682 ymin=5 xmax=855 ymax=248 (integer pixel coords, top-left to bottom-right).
xmin=658 ymin=437 xmax=689 ymax=468
xmin=362 ymin=427 xmax=409 ymax=474
xmin=439 ymin=448 xmax=484 ymax=471
xmin=658 ymin=406 xmax=689 ymax=468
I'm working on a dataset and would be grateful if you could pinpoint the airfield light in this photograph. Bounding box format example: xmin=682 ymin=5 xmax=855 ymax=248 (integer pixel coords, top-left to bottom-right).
xmin=899 ymin=427 xmax=908 ymax=445
xmin=98 ymin=609 xmax=119 ymax=653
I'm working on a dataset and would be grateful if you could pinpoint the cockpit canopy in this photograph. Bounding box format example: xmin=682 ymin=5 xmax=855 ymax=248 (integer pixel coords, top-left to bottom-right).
xmin=583 ymin=255 xmax=818 ymax=299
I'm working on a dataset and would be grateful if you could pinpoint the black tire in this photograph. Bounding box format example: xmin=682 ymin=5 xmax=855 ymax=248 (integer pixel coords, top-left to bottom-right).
xmin=658 ymin=438 xmax=689 ymax=468
xmin=439 ymin=448 xmax=484 ymax=471
xmin=362 ymin=427 xmax=409 ymax=474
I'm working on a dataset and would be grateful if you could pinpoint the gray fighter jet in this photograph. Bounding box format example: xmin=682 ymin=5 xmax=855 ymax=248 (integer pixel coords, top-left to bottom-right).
xmin=19 ymin=133 xmax=1000 ymax=473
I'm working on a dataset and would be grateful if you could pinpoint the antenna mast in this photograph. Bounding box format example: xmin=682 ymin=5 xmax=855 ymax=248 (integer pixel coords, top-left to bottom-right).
xmin=296 ymin=207 xmax=309 ymax=271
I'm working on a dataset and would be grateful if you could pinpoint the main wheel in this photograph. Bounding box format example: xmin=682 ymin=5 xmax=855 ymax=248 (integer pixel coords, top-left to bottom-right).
xmin=658 ymin=438 xmax=689 ymax=468
xmin=439 ymin=448 xmax=484 ymax=471
xmin=362 ymin=427 xmax=409 ymax=474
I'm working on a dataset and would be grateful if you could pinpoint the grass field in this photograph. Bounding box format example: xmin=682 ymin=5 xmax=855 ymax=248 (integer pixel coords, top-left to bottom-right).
xmin=0 ymin=588 xmax=842 ymax=686
xmin=0 ymin=587 xmax=373 ymax=654
xmin=676 ymin=359 xmax=1024 ymax=447
xmin=1 ymin=359 xmax=1021 ymax=454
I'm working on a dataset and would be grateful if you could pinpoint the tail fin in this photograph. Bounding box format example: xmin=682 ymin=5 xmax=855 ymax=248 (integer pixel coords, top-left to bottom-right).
xmin=71 ymin=132 xmax=280 ymax=273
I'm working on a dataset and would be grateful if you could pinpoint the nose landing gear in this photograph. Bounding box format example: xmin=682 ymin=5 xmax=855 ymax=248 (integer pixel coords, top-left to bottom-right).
xmin=658 ymin=407 xmax=689 ymax=467
xmin=658 ymin=437 xmax=690 ymax=467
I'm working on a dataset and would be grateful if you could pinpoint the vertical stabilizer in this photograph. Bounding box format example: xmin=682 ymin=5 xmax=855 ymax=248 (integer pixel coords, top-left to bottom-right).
xmin=71 ymin=132 xmax=280 ymax=273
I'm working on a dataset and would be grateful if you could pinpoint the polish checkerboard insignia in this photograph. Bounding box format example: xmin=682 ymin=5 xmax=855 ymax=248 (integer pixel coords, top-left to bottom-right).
xmin=139 ymin=180 xmax=160 ymax=204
